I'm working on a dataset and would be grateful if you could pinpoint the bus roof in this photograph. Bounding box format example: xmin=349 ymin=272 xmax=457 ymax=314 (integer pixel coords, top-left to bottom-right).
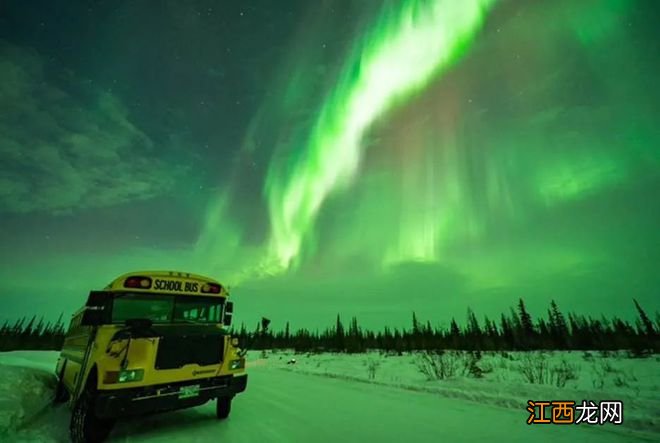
xmin=104 ymin=271 xmax=228 ymax=297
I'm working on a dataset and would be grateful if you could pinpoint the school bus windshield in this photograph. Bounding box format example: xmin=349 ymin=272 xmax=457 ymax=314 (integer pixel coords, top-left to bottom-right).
xmin=112 ymin=293 xmax=224 ymax=324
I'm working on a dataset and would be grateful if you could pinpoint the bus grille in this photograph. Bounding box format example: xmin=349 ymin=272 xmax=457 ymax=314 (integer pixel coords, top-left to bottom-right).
xmin=155 ymin=334 xmax=224 ymax=370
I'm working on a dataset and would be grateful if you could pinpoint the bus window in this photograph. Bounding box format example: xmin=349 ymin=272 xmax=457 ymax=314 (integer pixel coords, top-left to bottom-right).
xmin=174 ymin=297 xmax=222 ymax=323
xmin=110 ymin=293 xmax=223 ymax=324
xmin=112 ymin=294 xmax=174 ymax=323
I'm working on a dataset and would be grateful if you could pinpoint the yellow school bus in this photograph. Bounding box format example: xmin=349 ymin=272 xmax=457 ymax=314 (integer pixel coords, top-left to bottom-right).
xmin=54 ymin=271 xmax=247 ymax=443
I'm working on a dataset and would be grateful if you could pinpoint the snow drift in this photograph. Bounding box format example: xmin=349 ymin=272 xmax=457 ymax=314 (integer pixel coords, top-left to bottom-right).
xmin=0 ymin=351 xmax=59 ymax=436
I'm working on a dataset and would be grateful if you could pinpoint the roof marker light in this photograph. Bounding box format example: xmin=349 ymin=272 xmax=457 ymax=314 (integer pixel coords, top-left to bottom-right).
xmin=201 ymin=283 xmax=222 ymax=294
xmin=124 ymin=276 xmax=152 ymax=289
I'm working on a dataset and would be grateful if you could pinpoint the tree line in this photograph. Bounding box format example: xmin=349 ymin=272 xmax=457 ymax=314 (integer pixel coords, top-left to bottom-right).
xmin=236 ymin=299 xmax=658 ymax=355
xmin=0 ymin=299 xmax=657 ymax=354
xmin=0 ymin=314 xmax=66 ymax=351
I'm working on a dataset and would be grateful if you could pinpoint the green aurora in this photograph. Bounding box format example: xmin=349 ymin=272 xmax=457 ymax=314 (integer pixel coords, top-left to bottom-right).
xmin=263 ymin=0 xmax=496 ymax=272
xmin=0 ymin=0 xmax=658 ymax=330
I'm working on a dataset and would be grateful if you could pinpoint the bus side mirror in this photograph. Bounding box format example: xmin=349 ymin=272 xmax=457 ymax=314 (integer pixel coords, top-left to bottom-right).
xmin=82 ymin=291 xmax=109 ymax=326
xmin=81 ymin=306 xmax=105 ymax=326
xmin=224 ymin=301 xmax=233 ymax=327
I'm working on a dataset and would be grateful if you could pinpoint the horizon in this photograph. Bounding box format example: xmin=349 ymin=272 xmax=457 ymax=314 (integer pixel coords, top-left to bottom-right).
xmin=2 ymin=296 xmax=656 ymax=334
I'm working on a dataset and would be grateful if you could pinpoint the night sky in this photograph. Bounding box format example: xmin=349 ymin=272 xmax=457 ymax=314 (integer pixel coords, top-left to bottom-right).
xmin=1 ymin=0 xmax=658 ymax=330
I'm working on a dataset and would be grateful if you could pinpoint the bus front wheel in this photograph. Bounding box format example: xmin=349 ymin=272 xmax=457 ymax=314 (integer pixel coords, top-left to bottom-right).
xmin=70 ymin=378 xmax=114 ymax=443
xmin=216 ymin=396 xmax=232 ymax=419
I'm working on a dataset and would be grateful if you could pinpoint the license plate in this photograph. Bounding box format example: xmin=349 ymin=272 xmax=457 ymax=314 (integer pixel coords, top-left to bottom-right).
xmin=179 ymin=385 xmax=200 ymax=399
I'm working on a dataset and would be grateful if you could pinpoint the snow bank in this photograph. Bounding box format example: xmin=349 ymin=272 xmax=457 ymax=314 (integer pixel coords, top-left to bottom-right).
xmin=0 ymin=351 xmax=59 ymax=436
xmin=254 ymin=350 xmax=660 ymax=440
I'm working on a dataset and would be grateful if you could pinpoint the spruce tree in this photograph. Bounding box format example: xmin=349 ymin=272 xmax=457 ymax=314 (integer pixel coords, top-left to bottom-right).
xmin=517 ymin=299 xmax=535 ymax=349
xmin=449 ymin=318 xmax=461 ymax=349
xmin=466 ymin=308 xmax=482 ymax=350
xmin=412 ymin=312 xmax=420 ymax=335
xmin=500 ymin=314 xmax=513 ymax=350
xmin=633 ymin=299 xmax=656 ymax=336
xmin=335 ymin=314 xmax=345 ymax=352
xmin=549 ymin=300 xmax=568 ymax=349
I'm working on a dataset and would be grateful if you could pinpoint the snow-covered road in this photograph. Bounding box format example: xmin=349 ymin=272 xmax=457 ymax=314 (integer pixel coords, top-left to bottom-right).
xmin=13 ymin=365 xmax=644 ymax=442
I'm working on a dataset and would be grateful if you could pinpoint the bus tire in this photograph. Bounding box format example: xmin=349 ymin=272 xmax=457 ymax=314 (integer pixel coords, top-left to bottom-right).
xmin=70 ymin=377 xmax=114 ymax=443
xmin=216 ymin=396 xmax=232 ymax=419
xmin=53 ymin=363 xmax=69 ymax=404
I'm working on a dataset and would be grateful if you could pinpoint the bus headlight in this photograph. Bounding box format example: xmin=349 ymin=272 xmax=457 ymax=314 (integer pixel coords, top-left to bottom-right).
xmin=104 ymin=369 xmax=144 ymax=384
xmin=229 ymin=359 xmax=245 ymax=370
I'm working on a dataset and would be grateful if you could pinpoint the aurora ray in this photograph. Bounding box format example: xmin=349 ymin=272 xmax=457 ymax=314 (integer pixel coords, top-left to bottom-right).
xmin=265 ymin=0 xmax=497 ymax=272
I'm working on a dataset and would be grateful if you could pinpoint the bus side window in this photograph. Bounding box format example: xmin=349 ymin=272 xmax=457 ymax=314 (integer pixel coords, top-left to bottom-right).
xmin=68 ymin=316 xmax=77 ymax=333
xmin=67 ymin=312 xmax=83 ymax=334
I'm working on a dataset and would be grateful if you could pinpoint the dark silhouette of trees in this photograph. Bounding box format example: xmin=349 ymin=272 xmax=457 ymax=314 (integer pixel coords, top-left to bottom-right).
xmin=230 ymin=299 xmax=658 ymax=354
xmin=2 ymin=300 xmax=658 ymax=355
xmin=0 ymin=314 xmax=66 ymax=351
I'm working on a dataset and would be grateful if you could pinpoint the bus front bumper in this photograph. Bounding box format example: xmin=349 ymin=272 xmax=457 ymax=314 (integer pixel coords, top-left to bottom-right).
xmin=94 ymin=374 xmax=247 ymax=419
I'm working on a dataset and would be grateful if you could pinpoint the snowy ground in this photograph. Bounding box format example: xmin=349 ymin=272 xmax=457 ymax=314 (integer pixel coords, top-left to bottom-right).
xmin=0 ymin=350 xmax=657 ymax=442
xmin=265 ymin=349 xmax=660 ymax=439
